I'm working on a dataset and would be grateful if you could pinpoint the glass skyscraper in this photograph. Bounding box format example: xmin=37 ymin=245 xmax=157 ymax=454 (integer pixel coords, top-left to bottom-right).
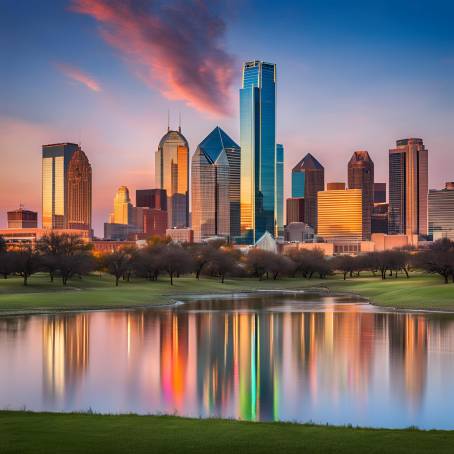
xmin=42 ymin=143 xmax=80 ymax=229
xmin=275 ymin=144 xmax=284 ymax=238
xmin=240 ymin=61 xmax=276 ymax=244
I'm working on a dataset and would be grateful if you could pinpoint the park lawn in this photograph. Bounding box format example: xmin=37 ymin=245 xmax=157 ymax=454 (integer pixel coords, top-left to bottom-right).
xmin=1 ymin=412 xmax=454 ymax=454
xmin=0 ymin=272 xmax=453 ymax=313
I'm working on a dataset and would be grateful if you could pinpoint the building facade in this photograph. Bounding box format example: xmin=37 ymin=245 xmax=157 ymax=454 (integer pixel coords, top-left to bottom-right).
xmin=67 ymin=148 xmax=92 ymax=231
xmin=166 ymin=228 xmax=193 ymax=244
xmin=317 ymin=189 xmax=363 ymax=242
xmin=276 ymin=144 xmax=284 ymax=238
xmin=42 ymin=143 xmax=79 ymax=229
xmin=284 ymin=222 xmax=315 ymax=242
xmin=291 ymin=153 xmax=324 ymax=231
xmin=374 ymin=183 xmax=386 ymax=203
xmin=110 ymin=186 xmax=133 ymax=225
xmin=136 ymin=189 xmax=167 ymax=211
xmin=286 ymin=197 xmax=305 ymax=224
xmin=388 ymin=138 xmax=428 ymax=237
xmin=155 ymin=128 xmax=189 ymax=228
xmin=191 ymin=127 xmax=239 ymax=242
xmin=348 ymin=150 xmax=374 ymax=240
xmin=240 ymin=60 xmax=276 ymax=243
xmin=7 ymin=208 xmax=38 ymax=229
xmin=429 ymin=183 xmax=454 ymax=240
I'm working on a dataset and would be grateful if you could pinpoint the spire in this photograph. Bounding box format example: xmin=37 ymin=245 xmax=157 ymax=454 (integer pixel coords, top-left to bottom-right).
xmin=178 ymin=112 xmax=181 ymax=133
xmin=167 ymin=110 xmax=170 ymax=132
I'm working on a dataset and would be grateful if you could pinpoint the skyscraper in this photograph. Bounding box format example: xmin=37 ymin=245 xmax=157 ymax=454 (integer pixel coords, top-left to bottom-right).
xmin=191 ymin=127 xmax=239 ymax=242
xmin=136 ymin=189 xmax=167 ymax=211
xmin=389 ymin=138 xmax=428 ymax=236
xmin=429 ymin=183 xmax=454 ymax=240
xmin=291 ymin=153 xmax=324 ymax=231
xmin=155 ymin=127 xmax=189 ymax=228
xmin=348 ymin=150 xmax=374 ymax=240
xmin=67 ymin=148 xmax=92 ymax=231
xmin=286 ymin=198 xmax=305 ymax=224
xmin=110 ymin=186 xmax=133 ymax=225
xmin=240 ymin=60 xmax=276 ymax=243
xmin=275 ymin=144 xmax=284 ymax=238
xmin=42 ymin=143 xmax=79 ymax=229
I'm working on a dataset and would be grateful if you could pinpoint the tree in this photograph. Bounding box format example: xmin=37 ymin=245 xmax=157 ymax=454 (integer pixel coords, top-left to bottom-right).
xmin=160 ymin=245 xmax=193 ymax=285
xmin=58 ymin=254 xmax=94 ymax=286
xmin=0 ymin=251 xmax=14 ymax=279
xmin=333 ymin=255 xmax=356 ymax=280
xmin=0 ymin=236 xmax=6 ymax=254
xmin=133 ymin=245 xmax=164 ymax=281
xmin=11 ymin=249 xmax=41 ymax=286
xmin=101 ymin=250 xmax=133 ymax=286
xmin=189 ymin=244 xmax=214 ymax=279
xmin=206 ymin=248 xmax=237 ymax=283
xmin=416 ymin=239 xmax=454 ymax=284
xmin=244 ymin=249 xmax=269 ymax=280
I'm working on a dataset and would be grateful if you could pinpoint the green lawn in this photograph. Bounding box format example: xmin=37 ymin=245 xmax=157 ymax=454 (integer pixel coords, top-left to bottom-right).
xmin=1 ymin=412 xmax=453 ymax=454
xmin=0 ymin=272 xmax=453 ymax=314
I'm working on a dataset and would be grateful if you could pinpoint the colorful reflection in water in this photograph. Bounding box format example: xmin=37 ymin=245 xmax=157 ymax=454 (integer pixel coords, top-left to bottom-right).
xmin=1 ymin=294 xmax=454 ymax=429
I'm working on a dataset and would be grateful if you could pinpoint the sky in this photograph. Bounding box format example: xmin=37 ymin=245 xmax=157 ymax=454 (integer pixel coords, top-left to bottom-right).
xmin=1 ymin=0 xmax=453 ymax=236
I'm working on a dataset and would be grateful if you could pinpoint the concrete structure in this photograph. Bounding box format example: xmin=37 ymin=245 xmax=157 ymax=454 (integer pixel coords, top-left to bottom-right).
xmin=291 ymin=153 xmax=324 ymax=231
xmin=326 ymin=182 xmax=345 ymax=190
xmin=284 ymin=222 xmax=315 ymax=242
xmin=92 ymin=240 xmax=138 ymax=254
xmin=286 ymin=197 xmax=305 ymax=224
xmin=374 ymin=183 xmax=386 ymax=203
xmin=191 ymin=127 xmax=240 ymax=243
xmin=389 ymin=138 xmax=428 ymax=237
xmin=281 ymin=241 xmax=334 ymax=256
xmin=240 ymin=61 xmax=276 ymax=244
xmin=348 ymin=150 xmax=374 ymax=240
xmin=429 ymin=182 xmax=454 ymax=240
xmin=317 ymin=189 xmax=363 ymax=242
xmin=7 ymin=208 xmax=38 ymax=229
xmin=166 ymin=228 xmax=194 ymax=244
xmin=371 ymin=233 xmax=418 ymax=250
xmin=155 ymin=128 xmax=189 ymax=228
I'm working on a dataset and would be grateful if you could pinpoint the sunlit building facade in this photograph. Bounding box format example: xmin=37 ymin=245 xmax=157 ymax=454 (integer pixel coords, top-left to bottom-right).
xmin=110 ymin=186 xmax=133 ymax=225
xmin=291 ymin=153 xmax=324 ymax=231
xmin=67 ymin=148 xmax=92 ymax=231
xmin=275 ymin=144 xmax=284 ymax=238
xmin=429 ymin=183 xmax=454 ymax=240
xmin=42 ymin=143 xmax=79 ymax=229
xmin=317 ymin=188 xmax=363 ymax=242
xmin=7 ymin=208 xmax=38 ymax=229
xmin=240 ymin=61 xmax=276 ymax=244
xmin=389 ymin=138 xmax=428 ymax=237
xmin=155 ymin=128 xmax=189 ymax=228
xmin=286 ymin=197 xmax=305 ymax=224
xmin=348 ymin=150 xmax=374 ymax=240
xmin=191 ymin=127 xmax=232 ymax=242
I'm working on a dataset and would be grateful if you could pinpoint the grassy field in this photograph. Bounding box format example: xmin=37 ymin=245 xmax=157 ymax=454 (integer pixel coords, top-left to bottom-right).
xmin=1 ymin=412 xmax=454 ymax=454
xmin=0 ymin=272 xmax=453 ymax=313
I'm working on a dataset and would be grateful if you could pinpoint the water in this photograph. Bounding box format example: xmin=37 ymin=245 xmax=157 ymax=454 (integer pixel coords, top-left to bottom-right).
xmin=1 ymin=293 xmax=454 ymax=429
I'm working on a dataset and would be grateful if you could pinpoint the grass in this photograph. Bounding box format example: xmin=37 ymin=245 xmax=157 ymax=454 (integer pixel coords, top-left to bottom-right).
xmin=1 ymin=411 xmax=454 ymax=454
xmin=0 ymin=272 xmax=453 ymax=314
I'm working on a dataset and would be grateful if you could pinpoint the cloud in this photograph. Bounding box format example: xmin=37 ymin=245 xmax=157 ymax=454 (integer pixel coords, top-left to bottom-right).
xmin=71 ymin=0 xmax=236 ymax=116
xmin=56 ymin=63 xmax=102 ymax=92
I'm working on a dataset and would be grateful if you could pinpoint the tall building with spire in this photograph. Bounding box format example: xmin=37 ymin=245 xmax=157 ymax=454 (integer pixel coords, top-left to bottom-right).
xmin=155 ymin=125 xmax=189 ymax=228
xmin=110 ymin=186 xmax=133 ymax=225
xmin=240 ymin=60 xmax=276 ymax=244
xmin=42 ymin=143 xmax=92 ymax=230
xmin=291 ymin=153 xmax=324 ymax=231
xmin=389 ymin=138 xmax=428 ymax=236
xmin=348 ymin=150 xmax=374 ymax=240
xmin=67 ymin=148 xmax=92 ymax=231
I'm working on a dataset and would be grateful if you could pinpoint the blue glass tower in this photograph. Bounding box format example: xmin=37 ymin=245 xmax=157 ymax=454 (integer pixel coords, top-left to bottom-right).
xmin=276 ymin=144 xmax=284 ymax=238
xmin=240 ymin=61 xmax=276 ymax=244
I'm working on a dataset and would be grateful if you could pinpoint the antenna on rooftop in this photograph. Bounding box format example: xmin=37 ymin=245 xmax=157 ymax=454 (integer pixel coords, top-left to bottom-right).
xmin=167 ymin=110 xmax=170 ymax=132
xmin=178 ymin=112 xmax=181 ymax=133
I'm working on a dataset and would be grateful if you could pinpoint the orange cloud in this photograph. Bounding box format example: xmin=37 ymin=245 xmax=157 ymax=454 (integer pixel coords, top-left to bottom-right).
xmin=71 ymin=0 xmax=236 ymax=116
xmin=57 ymin=63 xmax=102 ymax=92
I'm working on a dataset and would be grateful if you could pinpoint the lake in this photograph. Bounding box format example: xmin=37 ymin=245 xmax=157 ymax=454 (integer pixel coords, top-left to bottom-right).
xmin=1 ymin=292 xmax=454 ymax=429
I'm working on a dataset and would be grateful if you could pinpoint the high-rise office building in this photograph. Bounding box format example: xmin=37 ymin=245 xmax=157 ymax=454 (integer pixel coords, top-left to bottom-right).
xmin=67 ymin=148 xmax=92 ymax=231
xmin=389 ymin=138 xmax=428 ymax=236
xmin=429 ymin=183 xmax=454 ymax=240
xmin=136 ymin=189 xmax=167 ymax=211
xmin=317 ymin=188 xmax=363 ymax=242
xmin=42 ymin=143 xmax=80 ymax=229
xmin=348 ymin=150 xmax=374 ymax=240
xmin=286 ymin=198 xmax=305 ymax=224
xmin=291 ymin=153 xmax=324 ymax=231
xmin=276 ymin=144 xmax=284 ymax=238
xmin=7 ymin=208 xmax=38 ymax=229
xmin=191 ymin=127 xmax=239 ymax=242
xmin=155 ymin=127 xmax=189 ymax=228
xmin=374 ymin=183 xmax=386 ymax=203
xmin=110 ymin=186 xmax=133 ymax=225
xmin=240 ymin=60 xmax=276 ymax=243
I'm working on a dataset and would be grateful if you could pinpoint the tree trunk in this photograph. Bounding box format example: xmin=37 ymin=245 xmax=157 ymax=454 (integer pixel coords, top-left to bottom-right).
xmin=50 ymin=272 xmax=54 ymax=283
xmin=343 ymin=272 xmax=347 ymax=280
xmin=221 ymin=275 xmax=225 ymax=284
xmin=444 ymin=273 xmax=449 ymax=284
xmin=115 ymin=276 xmax=119 ymax=287
xmin=23 ymin=274 xmax=28 ymax=286
xmin=170 ymin=273 xmax=173 ymax=285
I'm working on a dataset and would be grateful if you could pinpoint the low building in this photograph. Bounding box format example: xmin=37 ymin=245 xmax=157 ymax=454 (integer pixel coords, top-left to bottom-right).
xmin=92 ymin=240 xmax=138 ymax=254
xmin=429 ymin=183 xmax=454 ymax=241
xmin=284 ymin=222 xmax=315 ymax=242
xmin=143 ymin=208 xmax=168 ymax=238
xmin=281 ymin=241 xmax=334 ymax=256
xmin=326 ymin=182 xmax=345 ymax=190
xmin=166 ymin=228 xmax=194 ymax=244
xmin=371 ymin=233 xmax=418 ymax=251
xmin=104 ymin=223 xmax=130 ymax=241
xmin=7 ymin=208 xmax=38 ymax=229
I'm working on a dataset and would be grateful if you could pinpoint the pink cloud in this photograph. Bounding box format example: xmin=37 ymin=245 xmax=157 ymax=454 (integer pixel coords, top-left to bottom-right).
xmin=71 ymin=0 xmax=236 ymax=116
xmin=57 ymin=63 xmax=102 ymax=92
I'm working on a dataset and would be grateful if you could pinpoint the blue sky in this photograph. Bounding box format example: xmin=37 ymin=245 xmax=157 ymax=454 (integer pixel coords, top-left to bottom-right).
xmin=1 ymin=0 xmax=453 ymax=235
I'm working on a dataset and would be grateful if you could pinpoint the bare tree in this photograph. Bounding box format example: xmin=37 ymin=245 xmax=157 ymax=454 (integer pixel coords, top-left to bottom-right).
xmin=160 ymin=245 xmax=193 ymax=285
xmin=416 ymin=239 xmax=454 ymax=284
xmin=0 ymin=236 xmax=6 ymax=254
xmin=101 ymin=250 xmax=133 ymax=286
xmin=10 ymin=249 xmax=41 ymax=286
xmin=205 ymin=248 xmax=237 ymax=283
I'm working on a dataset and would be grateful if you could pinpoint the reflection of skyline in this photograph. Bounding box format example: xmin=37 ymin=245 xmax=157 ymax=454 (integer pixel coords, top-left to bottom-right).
xmin=2 ymin=298 xmax=454 ymax=427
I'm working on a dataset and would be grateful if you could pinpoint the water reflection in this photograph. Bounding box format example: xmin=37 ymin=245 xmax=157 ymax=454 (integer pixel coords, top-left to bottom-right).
xmin=1 ymin=295 xmax=454 ymax=429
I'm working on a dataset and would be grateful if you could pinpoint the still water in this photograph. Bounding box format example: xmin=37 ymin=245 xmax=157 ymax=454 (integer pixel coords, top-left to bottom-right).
xmin=1 ymin=293 xmax=454 ymax=429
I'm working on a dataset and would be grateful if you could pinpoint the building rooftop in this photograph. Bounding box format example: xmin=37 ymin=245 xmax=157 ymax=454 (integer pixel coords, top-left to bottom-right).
xmin=198 ymin=126 xmax=239 ymax=163
xmin=158 ymin=129 xmax=189 ymax=149
xmin=293 ymin=153 xmax=324 ymax=172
